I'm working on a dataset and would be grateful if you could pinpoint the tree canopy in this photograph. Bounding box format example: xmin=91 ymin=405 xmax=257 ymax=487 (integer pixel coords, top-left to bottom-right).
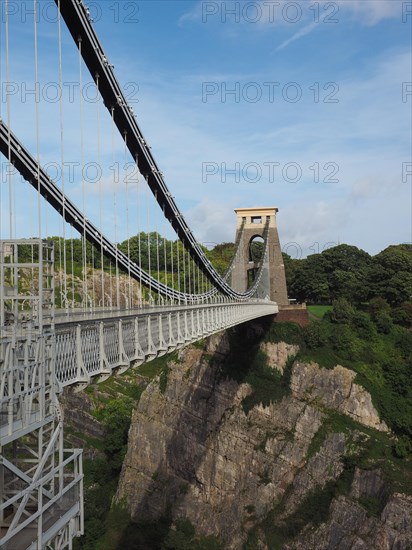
xmin=286 ymin=244 xmax=412 ymax=307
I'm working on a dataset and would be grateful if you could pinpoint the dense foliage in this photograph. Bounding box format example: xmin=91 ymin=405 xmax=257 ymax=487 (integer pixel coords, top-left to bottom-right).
xmin=44 ymin=233 xmax=234 ymax=277
xmin=26 ymin=236 xmax=412 ymax=310
xmin=73 ymin=398 xmax=134 ymax=550
xmin=243 ymin=299 xmax=412 ymax=548
xmin=303 ymin=298 xmax=412 ymax=446
xmin=285 ymin=243 xmax=412 ymax=307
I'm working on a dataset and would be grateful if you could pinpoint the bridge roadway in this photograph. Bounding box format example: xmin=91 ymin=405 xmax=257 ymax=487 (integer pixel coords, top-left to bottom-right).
xmin=53 ymin=301 xmax=278 ymax=389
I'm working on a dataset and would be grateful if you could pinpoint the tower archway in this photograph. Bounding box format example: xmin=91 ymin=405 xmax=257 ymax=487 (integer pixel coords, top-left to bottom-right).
xmin=247 ymin=235 xmax=265 ymax=287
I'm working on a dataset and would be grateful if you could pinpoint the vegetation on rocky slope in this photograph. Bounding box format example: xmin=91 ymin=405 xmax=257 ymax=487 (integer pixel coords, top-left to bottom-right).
xmin=65 ymin=239 xmax=411 ymax=549
xmin=68 ymin=293 xmax=411 ymax=549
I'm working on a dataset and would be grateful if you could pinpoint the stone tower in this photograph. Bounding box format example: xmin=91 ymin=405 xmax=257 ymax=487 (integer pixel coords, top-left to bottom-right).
xmin=230 ymin=207 xmax=289 ymax=305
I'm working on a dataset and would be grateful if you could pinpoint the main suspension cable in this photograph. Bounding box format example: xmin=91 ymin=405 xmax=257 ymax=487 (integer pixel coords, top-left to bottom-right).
xmin=78 ymin=37 xmax=88 ymax=310
xmin=96 ymin=75 xmax=105 ymax=309
xmin=125 ymin=132 xmax=132 ymax=308
xmin=5 ymin=0 xmax=13 ymax=238
xmin=58 ymin=0 xmax=68 ymax=310
xmin=33 ymin=0 xmax=42 ymax=240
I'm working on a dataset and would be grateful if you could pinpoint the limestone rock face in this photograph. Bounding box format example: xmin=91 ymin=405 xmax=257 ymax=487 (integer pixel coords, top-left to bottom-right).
xmin=281 ymin=432 xmax=346 ymax=518
xmin=284 ymin=491 xmax=412 ymax=550
xmin=349 ymin=467 xmax=388 ymax=501
xmin=61 ymin=390 xmax=106 ymax=440
xmin=61 ymin=390 xmax=107 ymax=459
xmin=290 ymin=362 xmax=388 ymax=432
xmin=260 ymin=341 xmax=299 ymax=374
xmin=284 ymin=469 xmax=411 ymax=550
xmin=116 ymin=333 xmax=401 ymax=549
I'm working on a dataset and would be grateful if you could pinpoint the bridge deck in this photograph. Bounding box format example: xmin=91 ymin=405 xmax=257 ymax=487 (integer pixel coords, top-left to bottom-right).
xmin=52 ymin=301 xmax=278 ymax=389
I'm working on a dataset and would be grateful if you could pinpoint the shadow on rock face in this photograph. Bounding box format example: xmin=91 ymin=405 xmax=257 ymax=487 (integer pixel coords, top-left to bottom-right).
xmin=115 ymin=318 xmax=274 ymax=547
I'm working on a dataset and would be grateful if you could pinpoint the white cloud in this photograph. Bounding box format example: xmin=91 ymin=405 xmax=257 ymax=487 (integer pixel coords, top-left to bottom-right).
xmin=121 ymin=44 xmax=411 ymax=254
xmin=186 ymin=198 xmax=239 ymax=245
xmin=275 ymin=22 xmax=318 ymax=51
xmin=279 ymin=170 xmax=411 ymax=257
xmin=2 ymin=0 xmax=410 ymax=254
xmin=177 ymin=2 xmax=204 ymax=26
xmin=178 ymin=0 xmax=401 ymax=30
xmin=339 ymin=0 xmax=402 ymax=26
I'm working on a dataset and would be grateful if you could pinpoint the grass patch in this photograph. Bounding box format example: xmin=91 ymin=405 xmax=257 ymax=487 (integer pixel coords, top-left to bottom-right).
xmin=306 ymin=410 xmax=355 ymax=459
xmin=192 ymin=338 xmax=207 ymax=350
xmin=138 ymin=352 xmax=178 ymax=382
xmin=95 ymin=374 xmax=145 ymax=402
xmin=264 ymin=321 xmax=304 ymax=346
xmin=298 ymin=346 xmax=342 ymax=370
xmin=308 ymin=305 xmax=332 ymax=319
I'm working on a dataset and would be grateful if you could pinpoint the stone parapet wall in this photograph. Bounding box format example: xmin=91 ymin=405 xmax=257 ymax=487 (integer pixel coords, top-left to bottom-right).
xmin=274 ymin=304 xmax=309 ymax=327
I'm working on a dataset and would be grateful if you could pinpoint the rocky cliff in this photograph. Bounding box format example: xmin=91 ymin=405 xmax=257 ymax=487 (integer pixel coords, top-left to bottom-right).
xmin=115 ymin=324 xmax=412 ymax=549
xmin=61 ymin=390 xmax=108 ymax=459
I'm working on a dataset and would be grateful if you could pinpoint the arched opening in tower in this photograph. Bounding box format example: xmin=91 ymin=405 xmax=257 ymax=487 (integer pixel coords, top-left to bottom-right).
xmin=247 ymin=236 xmax=264 ymax=287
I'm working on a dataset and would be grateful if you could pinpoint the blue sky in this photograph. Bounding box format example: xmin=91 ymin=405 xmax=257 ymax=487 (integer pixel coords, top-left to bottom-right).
xmin=0 ymin=0 xmax=411 ymax=257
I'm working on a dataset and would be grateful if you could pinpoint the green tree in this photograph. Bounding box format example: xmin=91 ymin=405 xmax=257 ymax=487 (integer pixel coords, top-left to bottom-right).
xmin=322 ymin=244 xmax=371 ymax=304
xmin=392 ymin=302 xmax=412 ymax=328
xmin=289 ymin=253 xmax=330 ymax=303
xmin=207 ymin=242 xmax=236 ymax=276
xmin=368 ymin=297 xmax=391 ymax=320
xmin=287 ymin=244 xmax=372 ymax=304
xmin=303 ymin=321 xmax=329 ymax=348
xmin=97 ymin=399 xmax=134 ymax=473
xmin=328 ymin=298 xmax=356 ymax=324
xmin=370 ymin=245 xmax=412 ymax=305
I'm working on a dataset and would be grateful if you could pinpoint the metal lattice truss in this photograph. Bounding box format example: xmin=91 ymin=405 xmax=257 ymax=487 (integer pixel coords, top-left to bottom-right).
xmin=0 ymin=241 xmax=83 ymax=550
xmin=0 ymin=423 xmax=83 ymax=550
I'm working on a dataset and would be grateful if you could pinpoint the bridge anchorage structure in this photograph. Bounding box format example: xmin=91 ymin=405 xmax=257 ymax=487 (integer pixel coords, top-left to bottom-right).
xmin=0 ymin=1 xmax=288 ymax=547
xmin=0 ymin=240 xmax=83 ymax=550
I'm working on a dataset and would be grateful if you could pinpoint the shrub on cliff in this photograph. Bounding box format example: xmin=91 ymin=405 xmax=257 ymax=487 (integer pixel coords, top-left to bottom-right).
xmin=303 ymin=321 xmax=330 ymax=349
xmin=299 ymin=303 xmax=412 ymax=450
xmin=95 ymin=398 xmax=134 ymax=473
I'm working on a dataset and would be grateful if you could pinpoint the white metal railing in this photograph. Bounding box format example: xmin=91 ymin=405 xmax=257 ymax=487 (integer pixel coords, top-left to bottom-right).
xmin=55 ymin=301 xmax=278 ymax=389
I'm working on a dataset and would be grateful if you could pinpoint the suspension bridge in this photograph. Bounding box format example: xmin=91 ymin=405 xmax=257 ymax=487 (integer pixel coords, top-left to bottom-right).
xmin=0 ymin=1 xmax=289 ymax=548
